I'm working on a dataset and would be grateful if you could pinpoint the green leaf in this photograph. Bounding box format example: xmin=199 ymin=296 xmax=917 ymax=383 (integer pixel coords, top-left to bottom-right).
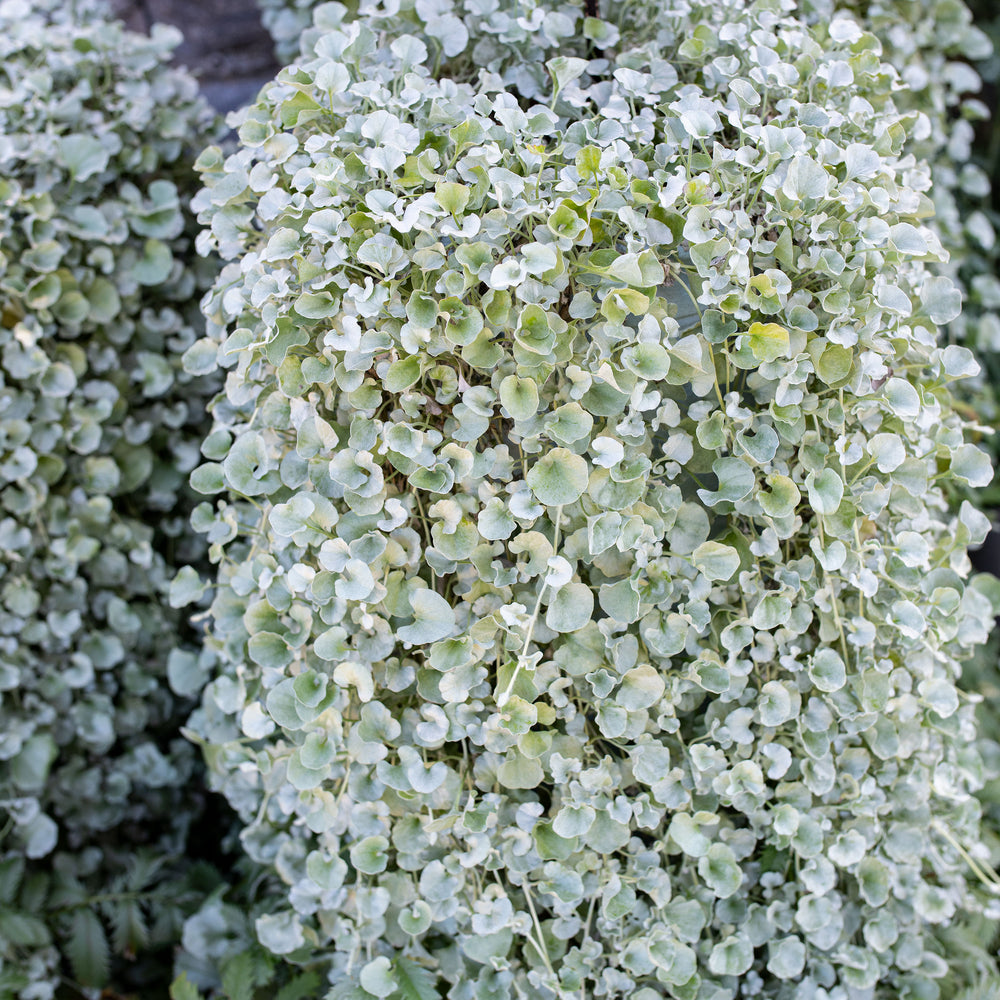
xmin=951 ymin=444 xmax=992 ymax=488
xmin=67 ymin=908 xmax=110 ymax=988
xmin=499 ymin=375 xmax=539 ymax=422
xmin=440 ymin=297 xmax=483 ymax=345
xmin=11 ymin=733 xmax=57 ymax=791
xmin=255 ymin=911 xmax=305 ymax=954
xmin=295 ymin=291 xmax=340 ymax=318
xmin=698 ymin=843 xmax=742 ymax=898
xmin=390 ymin=958 xmax=440 ymax=1000
xmin=809 ymin=648 xmax=846 ymax=693
xmin=782 ymin=155 xmax=829 ymax=201
xmin=527 ymin=448 xmax=588 ymax=506
xmin=668 ymin=813 xmax=711 ymax=857
xmin=497 ymin=753 xmax=544 ymax=789
xmin=170 ymin=566 xmax=208 ymax=608
xmin=747 ymin=322 xmax=790 ymax=362
xmin=697 ymin=457 xmax=755 ymax=506
xmin=170 ymin=974 xmax=206 ymax=1000
xmin=498 ymin=694 xmax=537 ymax=735
xmin=449 ymin=117 xmax=487 ymax=150
xmin=708 ymin=932 xmax=754 ymax=976
xmin=757 ymin=680 xmax=794 ymax=726
xmin=621 ymin=342 xmax=671 ymax=380
xmin=478 ymin=498 xmax=516 ymax=540
xmin=888 ymin=222 xmax=927 ymax=255
xmin=552 ymin=802 xmax=596 ymax=840
xmin=545 ymin=583 xmax=594 ymax=633
xmin=361 ymin=957 xmax=396 ymax=998
xmin=385 ymin=356 xmax=422 ymax=393
xmin=752 ymin=593 xmax=792 ymax=631
xmin=223 ymin=433 xmax=278 ymax=496
xmin=858 ymin=857 xmax=890 ymax=906
xmin=59 ymin=134 xmax=108 ymax=181
xmin=398 ymin=589 xmax=458 ymax=644
xmin=598 ymin=579 xmax=640 ymax=623
xmin=191 ymin=462 xmax=225 ymax=494
xmin=0 ymin=857 xmax=24 ymax=906
xmin=546 ymin=402 xmax=594 ymax=446
xmin=25 ymin=273 xmax=61 ymax=309
xmin=406 ymin=292 xmax=439 ymax=329
xmin=222 ymin=952 xmax=260 ymax=1000
xmin=134 ymin=238 xmax=173 ymax=285
xmin=434 ymin=181 xmax=470 ymax=215
xmin=533 ymin=820 xmax=576 ymax=861
xmin=108 ymin=900 xmax=149 ymax=955
xmin=397 ymin=900 xmax=433 ymax=936
xmin=815 ymin=343 xmax=853 ymax=385
xmin=350 ymin=835 xmax=389 ymax=875
xmin=691 ymin=541 xmax=740 ymax=582
xmin=759 ymin=474 xmax=800 ymax=518
xmin=547 ymin=55 xmax=589 ymax=93
xmin=805 ymin=468 xmax=844 ymax=515
xmin=767 ymin=936 xmax=806 ymax=979
xmin=0 ymin=910 xmax=50 ymax=947
xmin=617 ymin=664 xmax=665 ymax=710
xmin=248 ymin=631 xmax=293 ymax=669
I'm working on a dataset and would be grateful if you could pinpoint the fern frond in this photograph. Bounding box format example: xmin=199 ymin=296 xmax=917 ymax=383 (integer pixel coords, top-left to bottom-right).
xmin=108 ymin=899 xmax=149 ymax=955
xmin=126 ymin=850 xmax=168 ymax=893
xmin=327 ymin=982 xmax=377 ymax=1000
xmin=393 ymin=957 xmax=440 ymax=1000
xmin=170 ymin=973 xmax=207 ymax=1000
xmin=0 ymin=858 xmax=24 ymax=907
xmin=19 ymin=871 xmax=49 ymax=914
xmin=221 ymin=951 xmax=261 ymax=1000
xmin=275 ymin=971 xmax=322 ymax=1000
xmin=0 ymin=910 xmax=50 ymax=949
xmin=65 ymin=907 xmax=109 ymax=988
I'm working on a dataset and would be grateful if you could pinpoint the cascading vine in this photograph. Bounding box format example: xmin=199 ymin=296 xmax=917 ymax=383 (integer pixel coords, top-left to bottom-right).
xmin=181 ymin=2 xmax=1000 ymax=997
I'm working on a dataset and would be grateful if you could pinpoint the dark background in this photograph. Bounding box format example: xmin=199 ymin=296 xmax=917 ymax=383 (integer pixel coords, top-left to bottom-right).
xmin=110 ymin=0 xmax=280 ymax=111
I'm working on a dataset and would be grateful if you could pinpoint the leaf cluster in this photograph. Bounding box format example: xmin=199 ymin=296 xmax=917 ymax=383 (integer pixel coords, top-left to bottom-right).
xmin=0 ymin=0 xmax=223 ymax=994
xmin=182 ymin=0 xmax=1000 ymax=997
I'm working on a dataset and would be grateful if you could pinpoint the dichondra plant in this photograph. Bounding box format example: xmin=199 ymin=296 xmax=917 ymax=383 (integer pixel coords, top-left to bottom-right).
xmin=0 ymin=0 xmax=220 ymax=994
xmin=183 ymin=0 xmax=1000 ymax=997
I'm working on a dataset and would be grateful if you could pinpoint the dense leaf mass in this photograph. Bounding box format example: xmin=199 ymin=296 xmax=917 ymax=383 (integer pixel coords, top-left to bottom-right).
xmin=0 ymin=0 xmax=220 ymax=993
xmin=186 ymin=1 xmax=1000 ymax=998
xmin=258 ymin=0 xmax=1000 ymax=460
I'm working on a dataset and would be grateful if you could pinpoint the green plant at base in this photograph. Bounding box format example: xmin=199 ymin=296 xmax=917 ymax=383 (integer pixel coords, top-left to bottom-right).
xmin=0 ymin=0 xmax=222 ymax=995
xmin=183 ymin=1 xmax=1000 ymax=997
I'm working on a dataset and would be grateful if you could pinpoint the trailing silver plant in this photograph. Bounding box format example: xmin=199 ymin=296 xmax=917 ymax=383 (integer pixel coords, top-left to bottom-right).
xmin=0 ymin=0 xmax=221 ymax=994
xmin=183 ymin=1 xmax=1000 ymax=997
xmin=257 ymin=0 xmax=1000 ymax=435
xmin=804 ymin=0 xmax=1000 ymax=459
xmin=255 ymin=0 xmax=614 ymax=94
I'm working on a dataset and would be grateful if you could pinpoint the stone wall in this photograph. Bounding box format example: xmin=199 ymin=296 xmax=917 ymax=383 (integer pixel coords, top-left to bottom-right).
xmin=110 ymin=0 xmax=279 ymax=111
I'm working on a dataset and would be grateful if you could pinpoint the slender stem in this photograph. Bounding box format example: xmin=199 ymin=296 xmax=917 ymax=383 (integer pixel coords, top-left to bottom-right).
xmin=932 ymin=820 xmax=1000 ymax=893
xmin=521 ymin=878 xmax=557 ymax=980
xmin=497 ymin=505 xmax=563 ymax=707
xmin=816 ymin=514 xmax=852 ymax=666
